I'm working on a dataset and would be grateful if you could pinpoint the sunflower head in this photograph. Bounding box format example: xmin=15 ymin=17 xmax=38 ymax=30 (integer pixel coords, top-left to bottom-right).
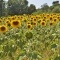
xmin=5 ymin=20 xmax=11 ymax=27
xmin=49 ymin=21 xmax=54 ymax=26
xmin=27 ymin=23 xmax=32 ymax=30
xmin=25 ymin=32 xmax=33 ymax=39
xmin=33 ymin=18 xmax=37 ymax=21
xmin=38 ymin=19 xmax=42 ymax=23
xmin=40 ymin=21 xmax=46 ymax=26
xmin=0 ymin=25 xmax=8 ymax=33
xmin=0 ymin=20 xmax=2 ymax=22
xmin=49 ymin=16 xmax=53 ymax=21
xmin=33 ymin=21 xmax=37 ymax=26
xmin=11 ymin=20 xmax=21 ymax=28
xmin=53 ymin=18 xmax=58 ymax=23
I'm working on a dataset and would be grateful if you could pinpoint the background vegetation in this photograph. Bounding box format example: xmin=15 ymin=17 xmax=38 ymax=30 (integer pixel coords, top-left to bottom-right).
xmin=0 ymin=0 xmax=60 ymax=17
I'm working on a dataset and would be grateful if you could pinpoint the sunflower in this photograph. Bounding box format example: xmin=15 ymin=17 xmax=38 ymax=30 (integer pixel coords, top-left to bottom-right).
xmin=40 ymin=21 xmax=46 ymax=26
xmin=49 ymin=21 xmax=54 ymax=26
xmin=57 ymin=16 xmax=60 ymax=20
xmin=0 ymin=20 xmax=2 ymax=22
xmin=53 ymin=18 xmax=58 ymax=23
xmin=43 ymin=16 xmax=47 ymax=19
xmin=49 ymin=16 xmax=53 ymax=21
xmin=32 ymin=21 xmax=37 ymax=26
xmin=11 ymin=20 xmax=21 ymax=28
xmin=38 ymin=19 xmax=42 ymax=23
xmin=33 ymin=18 xmax=37 ymax=21
xmin=46 ymin=14 xmax=49 ymax=17
xmin=30 ymin=16 xmax=34 ymax=20
xmin=27 ymin=23 xmax=32 ymax=30
xmin=5 ymin=20 xmax=11 ymax=26
xmin=0 ymin=25 xmax=8 ymax=33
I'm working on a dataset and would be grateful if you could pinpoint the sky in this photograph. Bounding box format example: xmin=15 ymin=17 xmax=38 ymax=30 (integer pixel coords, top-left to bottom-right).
xmin=5 ymin=0 xmax=60 ymax=8
xmin=27 ymin=0 xmax=60 ymax=8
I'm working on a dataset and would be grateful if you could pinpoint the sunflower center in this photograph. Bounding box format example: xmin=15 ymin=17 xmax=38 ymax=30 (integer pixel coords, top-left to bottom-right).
xmin=50 ymin=23 xmax=53 ymax=25
xmin=33 ymin=23 xmax=36 ymax=25
xmin=28 ymin=25 xmax=31 ymax=28
xmin=54 ymin=19 xmax=56 ymax=21
xmin=42 ymin=22 xmax=45 ymax=25
xmin=50 ymin=17 xmax=52 ymax=20
xmin=0 ymin=26 xmax=6 ymax=31
xmin=13 ymin=21 xmax=19 ymax=25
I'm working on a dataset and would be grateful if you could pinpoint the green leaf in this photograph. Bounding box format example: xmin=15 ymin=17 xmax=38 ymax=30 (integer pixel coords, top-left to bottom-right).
xmin=51 ymin=44 xmax=57 ymax=48
xmin=54 ymin=56 xmax=60 ymax=60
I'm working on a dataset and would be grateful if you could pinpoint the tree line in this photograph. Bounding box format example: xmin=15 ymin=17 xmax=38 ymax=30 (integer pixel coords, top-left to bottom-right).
xmin=33 ymin=1 xmax=60 ymax=14
xmin=0 ymin=0 xmax=36 ymax=16
xmin=0 ymin=0 xmax=60 ymax=16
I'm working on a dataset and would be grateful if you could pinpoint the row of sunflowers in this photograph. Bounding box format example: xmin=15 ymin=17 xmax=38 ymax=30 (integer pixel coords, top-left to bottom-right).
xmin=0 ymin=13 xmax=60 ymax=60
xmin=0 ymin=13 xmax=60 ymax=33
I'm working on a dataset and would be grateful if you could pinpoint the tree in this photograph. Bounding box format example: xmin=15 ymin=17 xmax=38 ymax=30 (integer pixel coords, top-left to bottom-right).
xmin=52 ymin=6 xmax=60 ymax=13
xmin=28 ymin=4 xmax=36 ymax=14
xmin=41 ymin=3 xmax=49 ymax=13
xmin=8 ymin=0 xmax=28 ymax=15
xmin=32 ymin=9 xmax=43 ymax=15
xmin=52 ymin=1 xmax=59 ymax=6
xmin=50 ymin=6 xmax=54 ymax=11
xmin=0 ymin=0 xmax=7 ymax=17
xmin=0 ymin=0 xmax=3 ymax=16
xmin=50 ymin=1 xmax=60 ymax=13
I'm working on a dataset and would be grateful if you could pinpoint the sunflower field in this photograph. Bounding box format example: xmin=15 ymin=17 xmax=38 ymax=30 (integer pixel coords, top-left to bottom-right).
xmin=0 ymin=13 xmax=60 ymax=60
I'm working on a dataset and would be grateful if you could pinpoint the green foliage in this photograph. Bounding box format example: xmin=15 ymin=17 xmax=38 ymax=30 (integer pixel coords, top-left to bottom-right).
xmin=0 ymin=0 xmax=3 ymax=16
xmin=52 ymin=1 xmax=59 ymax=6
xmin=52 ymin=6 xmax=60 ymax=13
xmin=0 ymin=0 xmax=8 ymax=17
xmin=8 ymin=0 xmax=28 ymax=15
xmin=32 ymin=9 xmax=43 ymax=15
xmin=1 ymin=0 xmax=60 ymax=16
xmin=8 ymin=0 xmax=36 ymax=15
xmin=28 ymin=4 xmax=36 ymax=14
xmin=51 ymin=44 xmax=57 ymax=48
xmin=54 ymin=56 xmax=60 ymax=60
xmin=0 ymin=14 xmax=60 ymax=60
xmin=33 ymin=1 xmax=60 ymax=14
xmin=41 ymin=3 xmax=49 ymax=13
xmin=25 ymin=31 xmax=33 ymax=39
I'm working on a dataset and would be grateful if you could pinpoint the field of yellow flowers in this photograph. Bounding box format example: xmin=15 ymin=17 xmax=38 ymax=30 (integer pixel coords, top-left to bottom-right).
xmin=0 ymin=13 xmax=60 ymax=60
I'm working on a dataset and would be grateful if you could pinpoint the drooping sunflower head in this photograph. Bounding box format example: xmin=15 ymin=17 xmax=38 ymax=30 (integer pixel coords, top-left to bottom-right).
xmin=25 ymin=31 xmax=33 ymax=39
xmin=0 ymin=25 xmax=8 ymax=33
xmin=11 ymin=20 xmax=21 ymax=28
